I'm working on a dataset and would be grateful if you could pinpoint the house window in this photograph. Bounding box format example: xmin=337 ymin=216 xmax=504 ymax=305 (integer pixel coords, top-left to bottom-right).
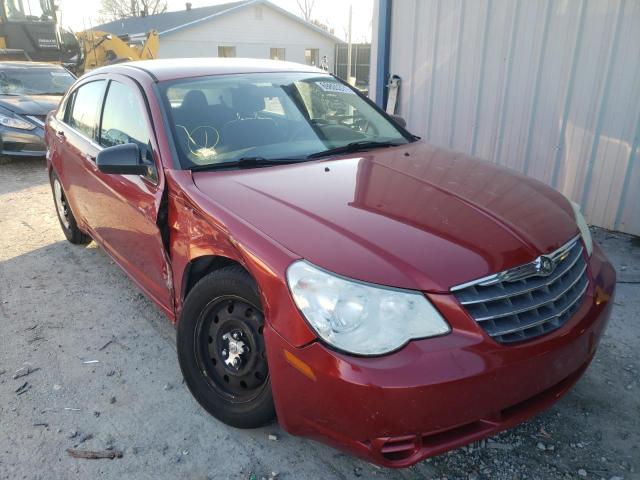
xmin=270 ymin=48 xmax=285 ymax=61
xmin=305 ymin=48 xmax=320 ymax=67
xmin=218 ymin=46 xmax=236 ymax=58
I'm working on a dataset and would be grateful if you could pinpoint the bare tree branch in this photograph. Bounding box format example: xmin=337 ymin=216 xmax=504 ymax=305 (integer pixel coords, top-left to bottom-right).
xmin=98 ymin=0 xmax=167 ymax=23
xmin=296 ymin=0 xmax=315 ymax=22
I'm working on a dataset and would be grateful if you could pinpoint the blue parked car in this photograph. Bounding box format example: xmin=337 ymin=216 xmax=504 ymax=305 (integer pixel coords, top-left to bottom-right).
xmin=0 ymin=61 xmax=75 ymax=159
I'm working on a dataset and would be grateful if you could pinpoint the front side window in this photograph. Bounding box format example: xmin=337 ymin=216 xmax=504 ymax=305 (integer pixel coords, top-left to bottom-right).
xmin=99 ymin=80 xmax=150 ymax=161
xmin=159 ymin=72 xmax=410 ymax=170
xmin=270 ymin=48 xmax=285 ymax=61
xmin=217 ymin=46 xmax=236 ymax=58
xmin=0 ymin=66 xmax=74 ymax=95
xmin=3 ymin=0 xmax=54 ymax=21
xmin=67 ymin=80 xmax=105 ymax=139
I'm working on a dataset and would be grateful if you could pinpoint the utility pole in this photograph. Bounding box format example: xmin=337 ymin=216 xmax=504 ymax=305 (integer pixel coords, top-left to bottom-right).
xmin=346 ymin=3 xmax=353 ymax=85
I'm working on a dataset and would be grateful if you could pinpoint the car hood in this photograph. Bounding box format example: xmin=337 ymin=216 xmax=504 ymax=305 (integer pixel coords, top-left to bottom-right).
xmin=192 ymin=141 xmax=579 ymax=292
xmin=0 ymin=94 xmax=62 ymax=116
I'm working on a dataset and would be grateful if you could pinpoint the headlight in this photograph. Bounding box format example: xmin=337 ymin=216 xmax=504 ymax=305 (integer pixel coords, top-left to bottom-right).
xmin=0 ymin=113 xmax=36 ymax=130
xmin=286 ymin=261 xmax=450 ymax=356
xmin=570 ymin=201 xmax=593 ymax=256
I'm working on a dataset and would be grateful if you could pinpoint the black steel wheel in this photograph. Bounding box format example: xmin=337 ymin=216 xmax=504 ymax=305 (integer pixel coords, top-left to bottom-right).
xmin=177 ymin=266 xmax=275 ymax=428
xmin=196 ymin=295 xmax=269 ymax=401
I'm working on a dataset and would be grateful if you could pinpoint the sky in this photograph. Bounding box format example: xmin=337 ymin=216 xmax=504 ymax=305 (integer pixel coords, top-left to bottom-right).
xmin=56 ymin=0 xmax=374 ymax=43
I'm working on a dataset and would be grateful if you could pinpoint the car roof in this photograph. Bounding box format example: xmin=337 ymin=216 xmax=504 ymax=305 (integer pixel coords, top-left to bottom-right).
xmin=88 ymin=58 xmax=326 ymax=82
xmin=0 ymin=61 xmax=68 ymax=70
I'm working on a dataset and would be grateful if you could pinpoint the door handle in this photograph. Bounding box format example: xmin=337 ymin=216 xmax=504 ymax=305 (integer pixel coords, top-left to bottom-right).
xmin=56 ymin=130 xmax=65 ymax=139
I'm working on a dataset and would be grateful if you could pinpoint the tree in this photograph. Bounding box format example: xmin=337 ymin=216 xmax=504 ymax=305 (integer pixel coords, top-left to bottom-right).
xmin=99 ymin=0 xmax=167 ymax=22
xmin=310 ymin=19 xmax=334 ymax=35
xmin=296 ymin=0 xmax=315 ymax=22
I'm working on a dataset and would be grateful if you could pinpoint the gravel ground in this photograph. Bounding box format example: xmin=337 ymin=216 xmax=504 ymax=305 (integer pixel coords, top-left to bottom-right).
xmin=0 ymin=157 xmax=638 ymax=480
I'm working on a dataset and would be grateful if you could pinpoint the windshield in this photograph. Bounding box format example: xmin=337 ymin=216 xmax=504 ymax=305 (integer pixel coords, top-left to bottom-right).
xmin=0 ymin=67 xmax=74 ymax=95
xmin=3 ymin=0 xmax=55 ymax=21
xmin=159 ymin=72 xmax=411 ymax=169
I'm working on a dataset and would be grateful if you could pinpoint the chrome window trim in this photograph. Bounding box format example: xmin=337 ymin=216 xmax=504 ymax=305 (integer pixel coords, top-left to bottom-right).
xmin=450 ymin=234 xmax=582 ymax=292
xmin=62 ymin=121 xmax=105 ymax=152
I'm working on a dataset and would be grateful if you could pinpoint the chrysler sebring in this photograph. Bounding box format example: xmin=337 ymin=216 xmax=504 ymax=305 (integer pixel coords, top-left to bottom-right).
xmin=45 ymin=59 xmax=615 ymax=468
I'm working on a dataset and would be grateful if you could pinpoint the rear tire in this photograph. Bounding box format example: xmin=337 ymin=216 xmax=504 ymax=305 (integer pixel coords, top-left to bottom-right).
xmin=177 ymin=266 xmax=275 ymax=428
xmin=50 ymin=171 xmax=91 ymax=245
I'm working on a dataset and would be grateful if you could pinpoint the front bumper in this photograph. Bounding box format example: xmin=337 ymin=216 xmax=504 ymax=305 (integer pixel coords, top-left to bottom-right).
xmin=265 ymin=243 xmax=616 ymax=468
xmin=0 ymin=126 xmax=46 ymax=157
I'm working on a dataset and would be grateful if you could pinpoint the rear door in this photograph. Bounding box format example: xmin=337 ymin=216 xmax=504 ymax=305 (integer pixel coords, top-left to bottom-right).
xmin=52 ymin=79 xmax=107 ymax=226
xmin=86 ymin=75 xmax=173 ymax=314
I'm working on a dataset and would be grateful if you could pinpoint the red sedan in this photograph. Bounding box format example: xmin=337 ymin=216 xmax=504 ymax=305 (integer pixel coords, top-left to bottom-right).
xmin=45 ymin=58 xmax=616 ymax=468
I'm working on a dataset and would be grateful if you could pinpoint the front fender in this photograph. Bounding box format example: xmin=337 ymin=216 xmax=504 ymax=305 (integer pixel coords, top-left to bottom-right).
xmin=166 ymin=169 xmax=316 ymax=347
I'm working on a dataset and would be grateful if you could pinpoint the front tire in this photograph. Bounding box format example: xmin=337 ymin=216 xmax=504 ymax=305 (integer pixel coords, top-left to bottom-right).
xmin=177 ymin=266 xmax=275 ymax=428
xmin=50 ymin=171 xmax=91 ymax=245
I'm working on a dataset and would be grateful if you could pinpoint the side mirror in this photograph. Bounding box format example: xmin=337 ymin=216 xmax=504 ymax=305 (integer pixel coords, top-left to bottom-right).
xmin=96 ymin=143 xmax=148 ymax=176
xmin=391 ymin=114 xmax=407 ymax=128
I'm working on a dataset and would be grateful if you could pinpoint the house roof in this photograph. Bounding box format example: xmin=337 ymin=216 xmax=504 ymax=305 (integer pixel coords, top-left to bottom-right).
xmin=95 ymin=0 xmax=343 ymax=43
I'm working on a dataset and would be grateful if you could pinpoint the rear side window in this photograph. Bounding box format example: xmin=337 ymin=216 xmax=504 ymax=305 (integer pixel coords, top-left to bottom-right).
xmin=99 ymin=80 xmax=151 ymax=160
xmin=68 ymin=80 xmax=105 ymax=139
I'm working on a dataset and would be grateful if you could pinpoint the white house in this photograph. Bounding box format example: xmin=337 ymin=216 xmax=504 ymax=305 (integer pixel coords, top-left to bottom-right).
xmin=97 ymin=0 xmax=342 ymax=72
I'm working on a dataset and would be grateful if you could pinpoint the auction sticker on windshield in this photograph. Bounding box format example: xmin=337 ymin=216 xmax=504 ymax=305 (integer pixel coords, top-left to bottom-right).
xmin=314 ymin=81 xmax=355 ymax=94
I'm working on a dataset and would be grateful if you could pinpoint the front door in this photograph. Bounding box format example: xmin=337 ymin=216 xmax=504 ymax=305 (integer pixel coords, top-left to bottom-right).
xmin=81 ymin=76 xmax=173 ymax=314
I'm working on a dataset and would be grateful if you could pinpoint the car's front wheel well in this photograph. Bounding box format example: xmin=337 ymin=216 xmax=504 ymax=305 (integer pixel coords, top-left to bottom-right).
xmin=182 ymin=255 xmax=250 ymax=301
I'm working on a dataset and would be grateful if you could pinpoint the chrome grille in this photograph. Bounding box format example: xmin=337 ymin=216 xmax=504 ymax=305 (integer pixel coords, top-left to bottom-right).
xmin=451 ymin=236 xmax=589 ymax=344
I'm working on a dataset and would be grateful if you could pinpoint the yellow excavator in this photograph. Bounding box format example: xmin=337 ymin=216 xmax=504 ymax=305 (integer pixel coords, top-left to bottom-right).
xmin=74 ymin=29 xmax=159 ymax=73
xmin=0 ymin=0 xmax=158 ymax=74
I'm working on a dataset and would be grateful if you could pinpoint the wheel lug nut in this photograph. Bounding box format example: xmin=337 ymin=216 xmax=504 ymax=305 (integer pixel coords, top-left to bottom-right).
xmin=232 ymin=332 xmax=239 ymax=340
xmin=222 ymin=349 xmax=227 ymax=357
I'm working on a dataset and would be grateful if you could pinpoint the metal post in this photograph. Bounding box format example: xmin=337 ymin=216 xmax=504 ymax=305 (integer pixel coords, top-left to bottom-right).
xmin=375 ymin=0 xmax=392 ymax=107
xmin=347 ymin=4 xmax=353 ymax=84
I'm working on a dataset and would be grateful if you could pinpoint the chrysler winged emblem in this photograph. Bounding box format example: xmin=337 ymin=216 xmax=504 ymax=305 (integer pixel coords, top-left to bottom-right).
xmin=537 ymin=255 xmax=555 ymax=276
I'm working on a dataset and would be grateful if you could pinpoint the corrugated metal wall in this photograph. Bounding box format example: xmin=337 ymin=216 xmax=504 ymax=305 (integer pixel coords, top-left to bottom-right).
xmin=373 ymin=0 xmax=640 ymax=235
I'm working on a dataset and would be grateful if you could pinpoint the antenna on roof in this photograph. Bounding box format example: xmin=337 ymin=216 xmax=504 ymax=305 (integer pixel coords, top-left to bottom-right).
xmin=87 ymin=17 xmax=99 ymax=69
xmin=186 ymin=2 xmax=192 ymax=10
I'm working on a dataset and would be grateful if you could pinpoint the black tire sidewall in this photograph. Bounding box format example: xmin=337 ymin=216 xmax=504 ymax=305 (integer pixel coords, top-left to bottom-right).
xmin=49 ymin=170 xmax=90 ymax=245
xmin=177 ymin=267 xmax=275 ymax=428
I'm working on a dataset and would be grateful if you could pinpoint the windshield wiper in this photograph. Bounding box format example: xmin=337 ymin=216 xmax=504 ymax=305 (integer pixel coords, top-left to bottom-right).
xmin=306 ymin=140 xmax=404 ymax=159
xmin=189 ymin=156 xmax=308 ymax=172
